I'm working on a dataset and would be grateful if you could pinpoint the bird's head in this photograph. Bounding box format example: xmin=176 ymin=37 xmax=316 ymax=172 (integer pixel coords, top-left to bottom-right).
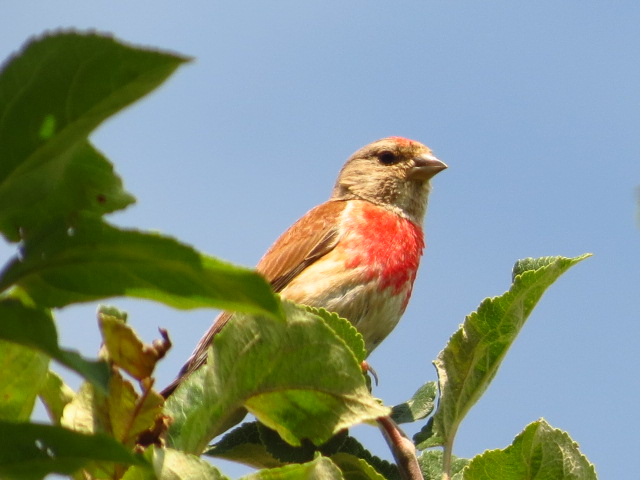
xmin=331 ymin=137 xmax=447 ymax=224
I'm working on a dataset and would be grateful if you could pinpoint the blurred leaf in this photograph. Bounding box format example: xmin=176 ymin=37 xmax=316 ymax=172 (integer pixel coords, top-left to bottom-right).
xmin=206 ymin=423 xmax=400 ymax=480
xmin=0 ymin=140 xmax=135 ymax=242
xmin=334 ymin=436 xmax=400 ymax=480
xmin=0 ymin=216 xmax=282 ymax=319
xmin=330 ymin=453 xmax=388 ymax=480
xmin=242 ymin=456 xmax=344 ymax=480
xmin=0 ymin=298 xmax=110 ymax=391
xmin=0 ymin=339 xmax=48 ymax=421
xmin=109 ymin=371 xmax=164 ymax=447
xmin=61 ymin=370 xmax=164 ymax=478
xmin=94 ymin=308 xmax=167 ymax=446
xmin=121 ymin=465 xmax=156 ymax=480
xmin=416 ymin=254 xmax=591 ymax=450
xmin=0 ymin=31 xmax=190 ymax=241
xmin=0 ymin=421 xmax=145 ymax=480
xmin=462 ymin=419 xmax=597 ymax=480
xmin=123 ymin=446 xmax=227 ymax=480
xmin=166 ymin=301 xmax=389 ymax=454
xmin=418 ymin=451 xmax=468 ymax=480
xmin=258 ymin=422 xmax=348 ymax=464
xmin=38 ymin=371 xmax=75 ymax=424
xmin=61 ymin=382 xmax=110 ymax=435
xmin=99 ymin=304 xmax=129 ymax=321
xmin=99 ymin=308 xmax=168 ymax=381
xmin=390 ymin=382 xmax=437 ymax=425
xmin=205 ymin=422 xmax=284 ymax=469
xmin=61 ymin=368 xmax=163 ymax=449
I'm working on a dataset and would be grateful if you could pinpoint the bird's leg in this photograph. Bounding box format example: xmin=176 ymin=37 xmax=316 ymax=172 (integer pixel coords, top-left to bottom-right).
xmin=361 ymin=360 xmax=379 ymax=386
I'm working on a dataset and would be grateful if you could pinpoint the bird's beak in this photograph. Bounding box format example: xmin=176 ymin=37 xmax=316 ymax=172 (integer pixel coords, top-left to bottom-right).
xmin=408 ymin=153 xmax=448 ymax=180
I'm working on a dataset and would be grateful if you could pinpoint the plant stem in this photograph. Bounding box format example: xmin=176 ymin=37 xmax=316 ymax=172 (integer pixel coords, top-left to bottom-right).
xmin=441 ymin=436 xmax=454 ymax=480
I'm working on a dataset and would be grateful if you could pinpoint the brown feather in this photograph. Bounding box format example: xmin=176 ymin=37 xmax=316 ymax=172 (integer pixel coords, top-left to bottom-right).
xmin=256 ymin=200 xmax=346 ymax=291
xmin=161 ymin=200 xmax=347 ymax=397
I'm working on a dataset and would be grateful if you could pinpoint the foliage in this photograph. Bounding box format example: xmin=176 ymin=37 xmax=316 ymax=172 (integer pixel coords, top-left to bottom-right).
xmin=0 ymin=32 xmax=597 ymax=480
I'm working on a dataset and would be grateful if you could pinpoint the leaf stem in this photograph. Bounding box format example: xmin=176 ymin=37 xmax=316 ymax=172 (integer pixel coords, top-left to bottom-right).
xmin=441 ymin=435 xmax=454 ymax=480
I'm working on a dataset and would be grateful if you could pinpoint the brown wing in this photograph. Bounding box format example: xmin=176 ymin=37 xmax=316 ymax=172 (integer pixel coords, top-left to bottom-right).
xmin=256 ymin=200 xmax=346 ymax=291
xmin=161 ymin=200 xmax=347 ymax=397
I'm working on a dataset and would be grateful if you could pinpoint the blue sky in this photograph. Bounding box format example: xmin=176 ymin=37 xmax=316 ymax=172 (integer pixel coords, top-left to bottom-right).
xmin=2 ymin=2 xmax=639 ymax=478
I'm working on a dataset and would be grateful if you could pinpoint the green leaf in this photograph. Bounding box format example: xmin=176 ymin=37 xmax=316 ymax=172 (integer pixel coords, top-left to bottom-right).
xmin=108 ymin=371 xmax=165 ymax=447
xmin=0 ymin=216 xmax=282 ymax=319
xmin=416 ymin=255 xmax=591 ymax=451
xmin=0 ymin=340 xmax=48 ymax=421
xmin=306 ymin=307 xmax=367 ymax=363
xmin=257 ymin=423 xmax=348 ymax=464
xmin=0 ymin=31 xmax=189 ymax=241
xmin=123 ymin=446 xmax=228 ymax=480
xmin=462 ymin=419 xmax=597 ymax=480
xmin=38 ymin=371 xmax=75 ymax=424
xmin=205 ymin=422 xmax=284 ymax=470
xmin=333 ymin=436 xmax=400 ymax=480
xmin=418 ymin=451 xmax=468 ymax=480
xmin=61 ymin=382 xmax=110 ymax=435
xmin=206 ymin=424 xmax=400 ymax=480
xmin=0 ymin=139 xmax=135 ymax=242
xmin=60 ymin=370 xmax=164 ymax=473
xmin=390 ymin=381 xmax=437 ymax=425
xmin=166 ymin=301 xmax=389 ymax=454
xmin=0 ymin=298 xmax=110 ymax=391
xmin=330 ymin=453 xmax=388 ymax=480
xmin=0 ymin=421 xmax=146 ymax=480
xmin=242 ymin=456 xmax=345 ymax=480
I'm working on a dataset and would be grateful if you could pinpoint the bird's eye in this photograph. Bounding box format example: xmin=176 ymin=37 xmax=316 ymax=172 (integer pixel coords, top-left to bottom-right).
xmin=378 ymin=151 xmax=397 ymax=165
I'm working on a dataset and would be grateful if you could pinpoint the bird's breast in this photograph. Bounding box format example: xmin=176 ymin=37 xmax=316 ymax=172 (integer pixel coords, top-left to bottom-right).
xmin=279 ymin=201 xmax=425 ymax=351
xmin=339 ymin=201 xmax=425 ymax=296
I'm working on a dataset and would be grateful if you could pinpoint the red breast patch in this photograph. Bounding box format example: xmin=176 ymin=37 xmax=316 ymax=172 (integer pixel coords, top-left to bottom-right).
xmin=341 ymin=202 xmax=424 ymax=295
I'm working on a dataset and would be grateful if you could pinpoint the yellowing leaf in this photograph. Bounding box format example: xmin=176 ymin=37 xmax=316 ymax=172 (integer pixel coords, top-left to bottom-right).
xmin=99 ymin=312 xmax=167 ymax=381
xmin=108 ymin=371 xmax=164 ymax=447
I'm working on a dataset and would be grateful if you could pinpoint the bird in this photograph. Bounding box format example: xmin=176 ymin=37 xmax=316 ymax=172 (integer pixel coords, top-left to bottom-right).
xmin=161 ymin=136 xmax=446 ymax=397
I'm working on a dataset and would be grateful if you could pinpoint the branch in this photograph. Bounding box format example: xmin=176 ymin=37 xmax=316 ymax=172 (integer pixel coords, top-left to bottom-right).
xmin=377 ymin=416 xmax=423 ymax=480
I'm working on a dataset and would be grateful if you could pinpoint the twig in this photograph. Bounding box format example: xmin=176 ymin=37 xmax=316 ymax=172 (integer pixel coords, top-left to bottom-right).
xmin=377 ymin=416 xmax=423 ymax=480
